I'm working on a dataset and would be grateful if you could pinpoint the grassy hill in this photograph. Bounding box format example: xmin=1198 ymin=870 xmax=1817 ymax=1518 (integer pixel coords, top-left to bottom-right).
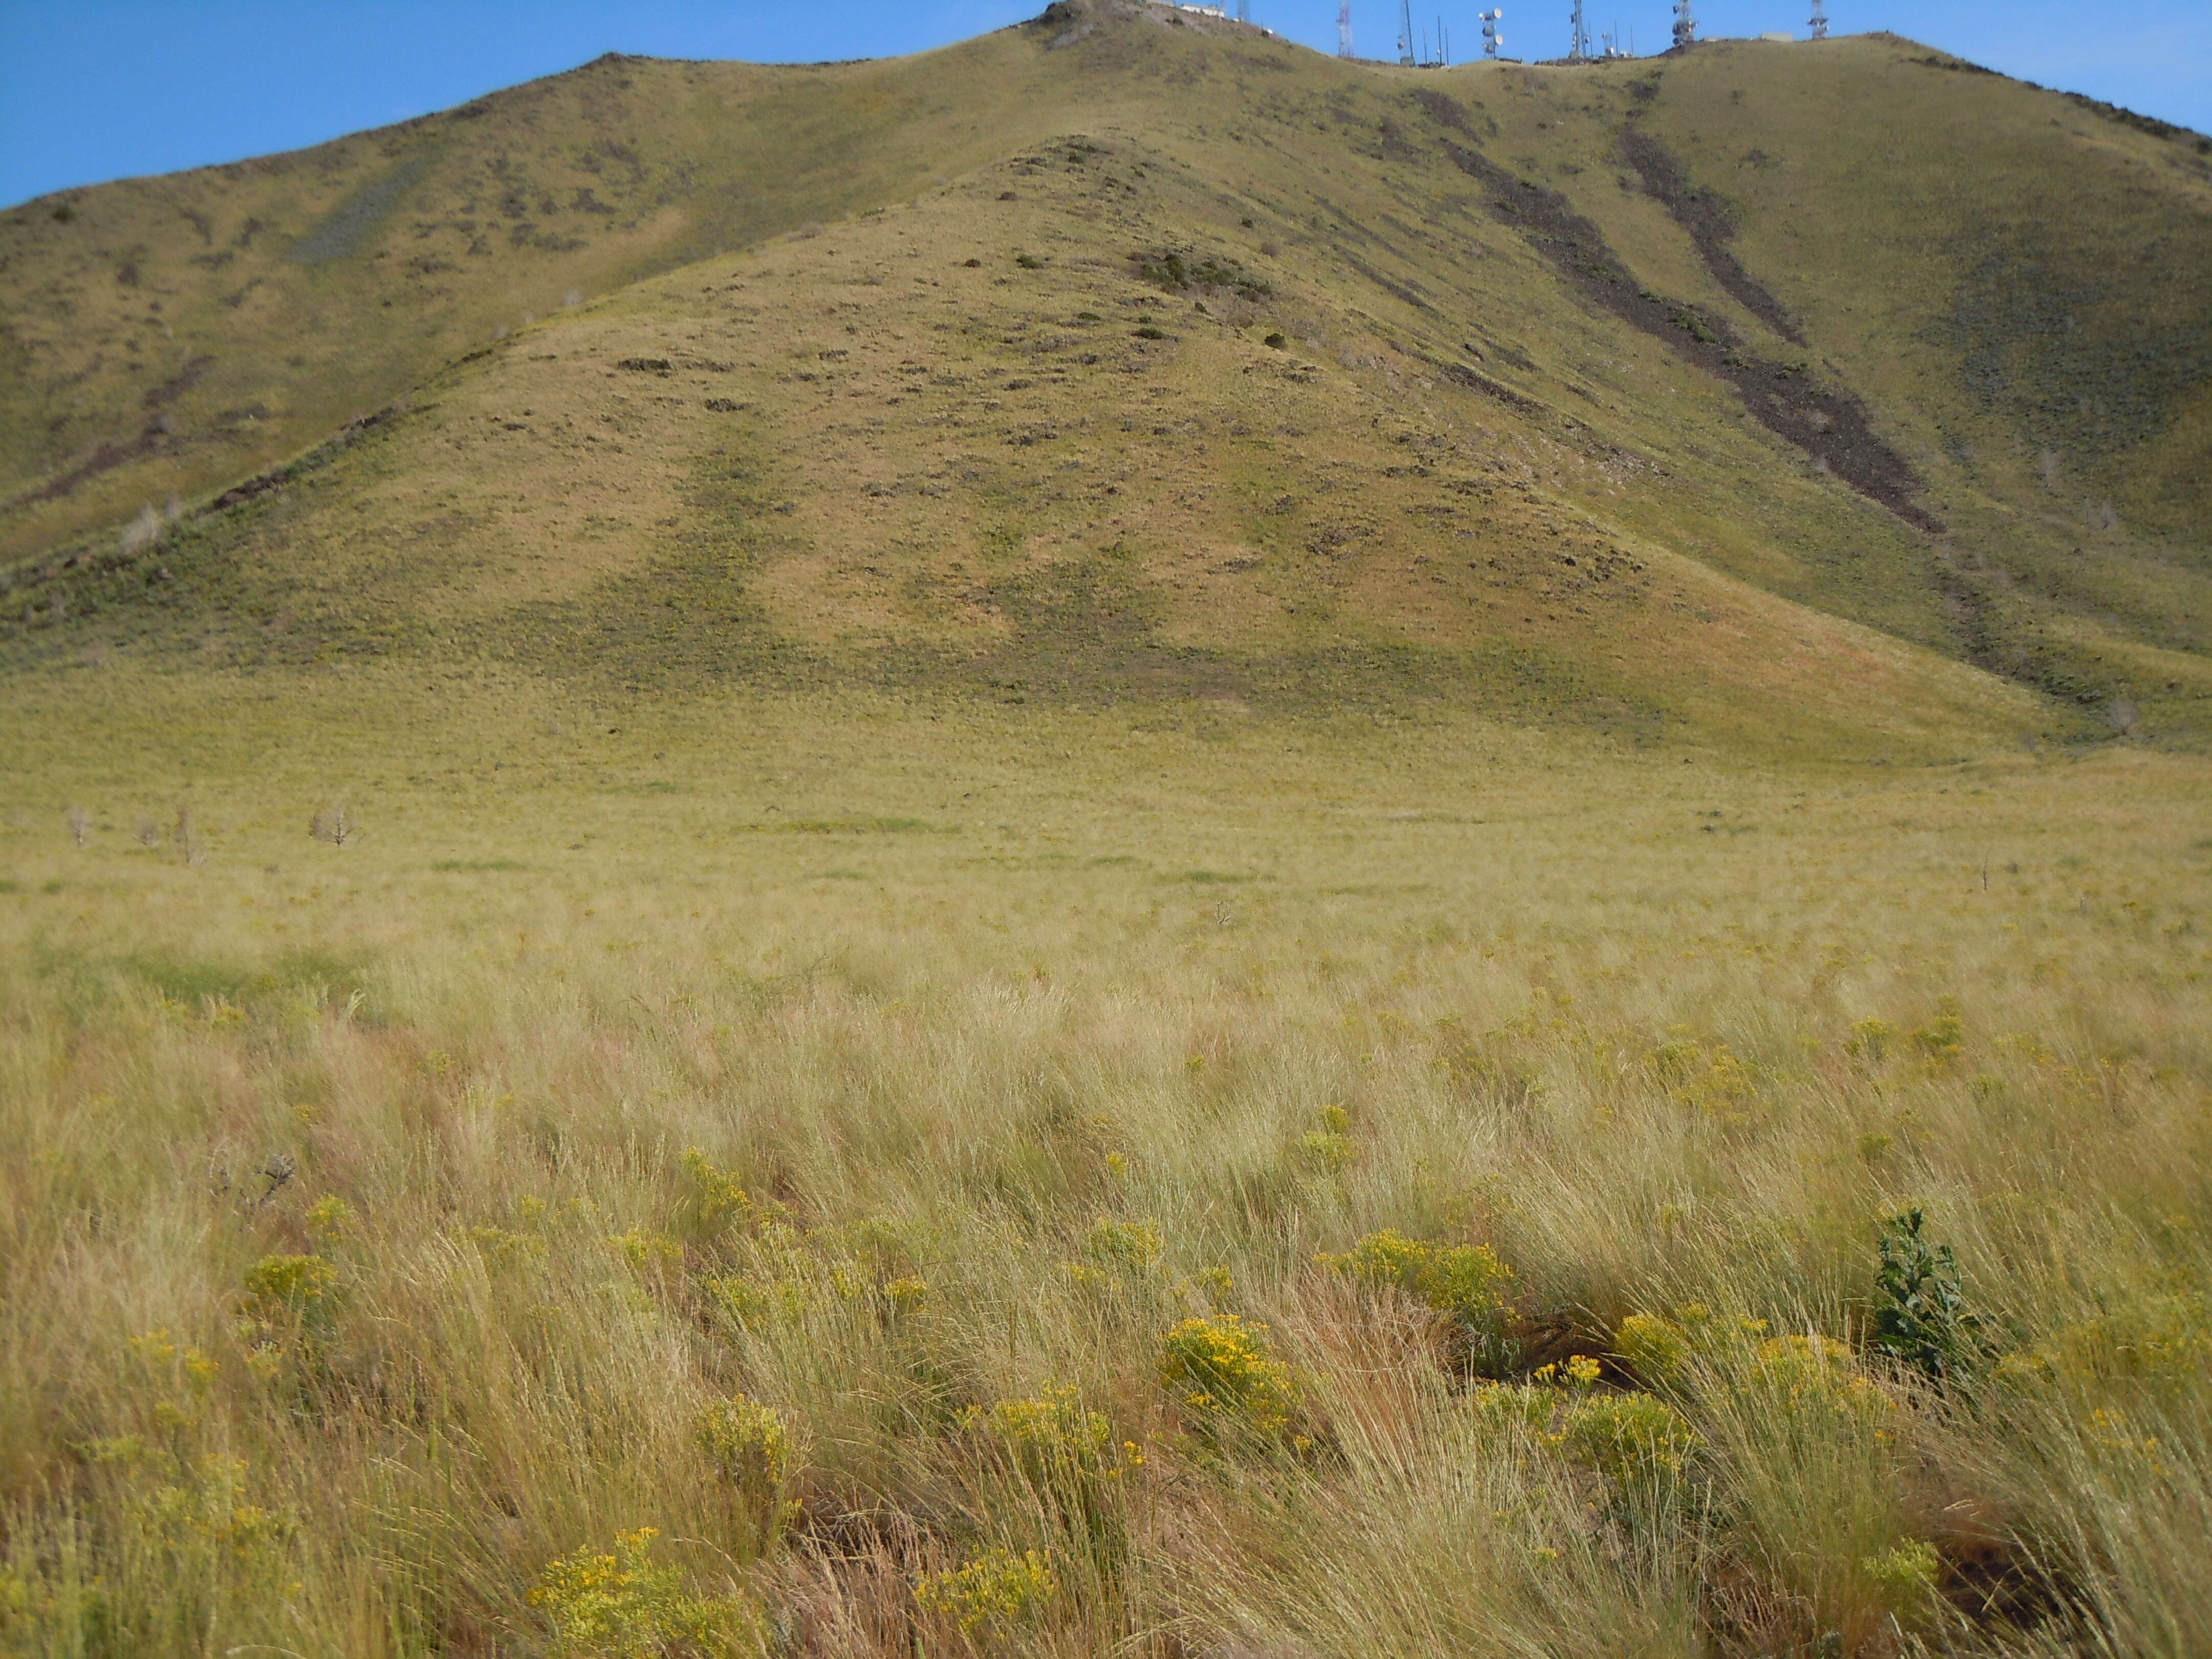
xmin=5 ymin=1 xmax=2208 ymax=747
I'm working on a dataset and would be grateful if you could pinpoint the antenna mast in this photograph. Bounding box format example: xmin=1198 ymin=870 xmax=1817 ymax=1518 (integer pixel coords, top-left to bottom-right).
xmin=1808 ymin=0 xmax=1827 ymax=39
xmin=1338 ymin=0 xmax=1354 ymax=56
xmin=1398 ymin=0 xmax=1417 ymax=65
xmin=1671 ymin=0 xmax=1695 ymax=49
xmin=1569 ymin=0 xmax=1590 ymax=61
xmin=1479 ymin=6 xmax=1503 ymax=57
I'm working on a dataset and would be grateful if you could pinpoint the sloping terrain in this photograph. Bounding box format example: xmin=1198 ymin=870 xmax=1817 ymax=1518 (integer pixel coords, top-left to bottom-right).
xmin=4 ymin=1 xmax=2209 ymax=746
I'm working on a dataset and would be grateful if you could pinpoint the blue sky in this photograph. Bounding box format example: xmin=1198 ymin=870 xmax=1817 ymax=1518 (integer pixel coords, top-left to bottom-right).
xmin=3 ymin=1 xmax=2205 ymax=209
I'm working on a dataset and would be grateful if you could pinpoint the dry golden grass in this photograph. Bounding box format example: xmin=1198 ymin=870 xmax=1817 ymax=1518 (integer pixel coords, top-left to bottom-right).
xmin=3 ymin=665 xmax=2208 ymax=1655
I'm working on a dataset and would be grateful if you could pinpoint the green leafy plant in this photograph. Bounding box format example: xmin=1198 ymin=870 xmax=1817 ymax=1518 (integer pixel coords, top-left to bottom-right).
xmin=1870 ymin=1209 xmax=1986 ymax=1387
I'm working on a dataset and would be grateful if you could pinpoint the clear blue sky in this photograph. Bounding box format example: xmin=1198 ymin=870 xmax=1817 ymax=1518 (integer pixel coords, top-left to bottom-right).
xmin=3 ymin=1 xmax=2205 ymax=209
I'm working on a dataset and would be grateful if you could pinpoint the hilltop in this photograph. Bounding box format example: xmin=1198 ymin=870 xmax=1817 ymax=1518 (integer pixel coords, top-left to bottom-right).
xmin=3 ymin=0 xmax=2209 ymax=750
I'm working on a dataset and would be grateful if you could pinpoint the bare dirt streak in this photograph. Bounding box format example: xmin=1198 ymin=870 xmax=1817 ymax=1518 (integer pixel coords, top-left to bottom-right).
xmin=1618 ymin=130 xmax=1805 ymax=346
xmin=1421 ymin=116 xmax=1939 ymax=534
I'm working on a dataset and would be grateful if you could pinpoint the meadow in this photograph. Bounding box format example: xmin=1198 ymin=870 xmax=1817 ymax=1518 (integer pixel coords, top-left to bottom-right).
xmin=3 ymin=664 xmax=2207 ymax=1656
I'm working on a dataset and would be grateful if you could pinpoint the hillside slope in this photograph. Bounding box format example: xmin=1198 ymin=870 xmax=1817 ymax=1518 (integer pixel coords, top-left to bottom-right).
xmin=4 ymin=2 xmax=2208 ymax=745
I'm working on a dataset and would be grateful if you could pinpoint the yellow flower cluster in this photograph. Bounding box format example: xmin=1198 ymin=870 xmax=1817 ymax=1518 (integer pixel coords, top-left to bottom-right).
xmin=606 ymin=1229 xmax=683 ymax=1270
xmin=696 ymin=1394 xmax=790 ymax=1492
xmin=530 ymin=1527 xmax=750 ymax=1659
xmin=914 ymin=1547 xmax=1058 ymax=1635
xmin=1159 ymin=1315 xmax=1298 ymax=1436
xmin=980 ymin=1385 xmax=1114 ymax=1485
xmin=242 ymin=1253 xmax=335 ymax=1312
xmin=678 ymin=1147 xmax=753 ymax=1229
xmin=1648 ymin=1031 xmax=1760 ymax=1121
xmin=1294 ymin=1103 xmax=1354 ymax=1171
xmin=1083 ymin=1216 xmax=1162 ymax=1272
xmin=1317 ymin=1229 xmax=1515 ymax=1325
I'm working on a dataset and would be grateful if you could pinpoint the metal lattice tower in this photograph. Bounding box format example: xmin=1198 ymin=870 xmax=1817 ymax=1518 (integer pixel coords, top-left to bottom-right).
xmin=1338 ymin=0 xmax=1354 ymax=56
xmin=1809 ymin=0 xmax=1828 ymax=40
xmin=1671 ymin=0 xmax=1695 ymax=49
xmin=1569 ymin=0 xmax=1591 ymax=61
xmin=1397 ymin=0 xmax=1417 ymax=65
xmin=1479 ymin=7 xmax=1504 ymax=57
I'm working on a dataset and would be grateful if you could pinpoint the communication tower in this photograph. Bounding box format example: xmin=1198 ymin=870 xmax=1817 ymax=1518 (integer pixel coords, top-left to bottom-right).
xmin=1398 ymin=0 xmax=1417 ymax=65
xmin=1235 ymin=0 xmax=1249 ymax=20
xmin=1480 ymin=6 xmax=1504 ymax=58
xmin=1569 ymin=0 xmax=1591 ymax=61
xmin=1809 ymin=0 xmax=1827 ymax=39
xmin=1671 ymin=0 xmax=1695 ymax=49
xmin=1338 ymin=0 xmax=1354 ymax=56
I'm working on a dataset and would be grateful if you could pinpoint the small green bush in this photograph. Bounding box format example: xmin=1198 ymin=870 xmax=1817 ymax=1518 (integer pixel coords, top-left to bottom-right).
xmin=1870 ymin=1209 xmax=1986 ymax=1387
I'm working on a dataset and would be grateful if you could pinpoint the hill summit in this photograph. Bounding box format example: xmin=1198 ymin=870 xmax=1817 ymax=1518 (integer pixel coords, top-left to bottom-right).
xmin=5 ymin=0 xmax=2208 ymax=749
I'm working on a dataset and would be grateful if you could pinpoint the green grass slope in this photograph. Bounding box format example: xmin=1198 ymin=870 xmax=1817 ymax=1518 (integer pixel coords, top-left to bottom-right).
xmin=4 ymin=2 xmax=2208 ymax=745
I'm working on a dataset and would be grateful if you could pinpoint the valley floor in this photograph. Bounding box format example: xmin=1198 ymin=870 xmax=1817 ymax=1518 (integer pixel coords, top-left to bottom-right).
xmin=3 ymin=666 xmax=2209 ymax=1655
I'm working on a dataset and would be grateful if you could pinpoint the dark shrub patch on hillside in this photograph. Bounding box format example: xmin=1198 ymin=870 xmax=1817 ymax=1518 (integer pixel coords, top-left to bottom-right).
xmin=1135 ymin=249 xmax=1271 ymax=301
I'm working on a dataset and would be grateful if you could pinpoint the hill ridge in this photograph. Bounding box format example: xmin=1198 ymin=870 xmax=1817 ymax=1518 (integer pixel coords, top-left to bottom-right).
xmin=4 ymin=1 xmax=2208 ymax=747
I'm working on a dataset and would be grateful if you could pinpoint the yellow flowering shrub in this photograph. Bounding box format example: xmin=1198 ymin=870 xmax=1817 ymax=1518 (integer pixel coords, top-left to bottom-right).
xmin=1614 ymin=1312 xmax=1690 ymax=1387
xmin=242 ymin=1253 xmax=335 ymax=1314
xmin=304 ymin=1195 xmax=356 ymax=1243
xmin=1845 ymin=1018 xmax=1895 ymax=1065
xmin=1909 ymin=999 xmax=1966 ymax=1066
xmin=1648 ymin=1032 xmax=1759 ymax=1121
xmin=1082 ymin=1217 xmax=1161 ymax=1273
xmin=1860 ymin=1540 xmax=1943 ymax=1620
xmin=1532 ymin=1354 xmax=1603 ymax=1390
xmin=697 ymin=1395 xmax=790 ymax=1494
xmin=1559 ymin=1391 xmax=1698 ymax=1487
xmin=1745 ymin=1335 xmax=1896 ymax=1434
xmin=1160 ymin=1315 xmax=1299 ymax=1437
xmin=1992 ymin=1289 xmax=2210 ymax=1398
xmin=697 ymin=1395 xmax=793 ymax=1549
xmin=1464 ymin=1380 xmax=1561 ymax=1441
xmin=882 ymin=1274 xmax=930 ymax=1314
xmin=530 ymin=1527 xmax=751 ymax=1658
xmin=125 ymin=1453 xmax=290 ymax=1561
xmin=1317 ymin=1230 xmax=1514 ymax=1326
xmin=980 ymin=1386 xmax=1112 ymax=1485
xmin=914 ymin=1548 xmax=1058 ymax=1636
xmin=241 ymin=1254 xmax=338 ymax=1335
xmin=1295 ymin=1103 xmax=1354 ymax=1170
xmin=678 ymin=1148 xmax=753 ymax=1230
xmin=607 ymin=1229 xmax=683 ymax=1271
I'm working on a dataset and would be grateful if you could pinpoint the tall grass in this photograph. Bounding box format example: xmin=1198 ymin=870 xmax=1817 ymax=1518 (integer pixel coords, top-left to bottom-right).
xmin=1 ymin=684 xmax=2206 ymax=1655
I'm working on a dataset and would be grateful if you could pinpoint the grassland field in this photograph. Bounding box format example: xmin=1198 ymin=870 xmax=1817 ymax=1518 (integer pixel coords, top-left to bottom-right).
xmin=2 ymin=665 xmax=2209 ymax=1656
